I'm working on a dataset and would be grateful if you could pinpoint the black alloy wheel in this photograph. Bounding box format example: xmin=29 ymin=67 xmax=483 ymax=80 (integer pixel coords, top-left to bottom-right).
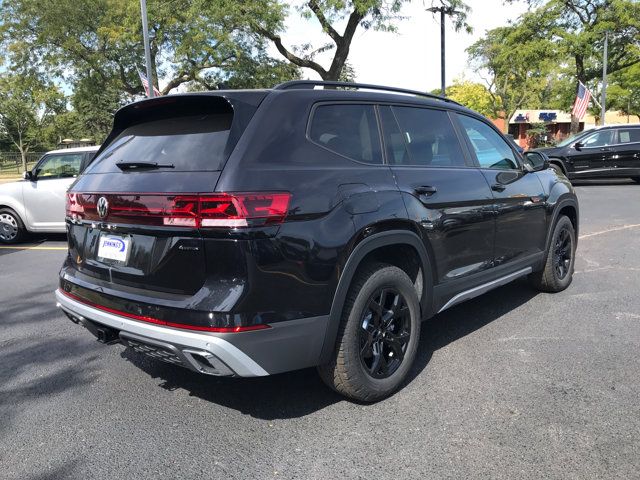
xmin=359 ymin=288 xmax=411 ymax=379
xmin=553 ymin=227 xmax=573 ymax=280
xmin=317 ymin=263 xmax=421 ymax=402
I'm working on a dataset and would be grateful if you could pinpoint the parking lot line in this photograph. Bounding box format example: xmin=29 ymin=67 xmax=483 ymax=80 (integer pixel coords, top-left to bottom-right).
xmin=579 ymin=223 xmax=640 ymax=240
xmin=0 ymin=246 xmax=67 ymax=250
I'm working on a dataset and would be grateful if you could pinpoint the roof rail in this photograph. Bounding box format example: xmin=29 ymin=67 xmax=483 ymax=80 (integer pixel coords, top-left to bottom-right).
xmin=273 ymin=80 xmax=462 ymax=106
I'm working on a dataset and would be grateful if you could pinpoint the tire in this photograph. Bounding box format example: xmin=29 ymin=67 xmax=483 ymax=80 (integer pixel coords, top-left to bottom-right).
xmin=550 ymin=163 xmax=565 ymax=177
xmin=529 ymin=215 xmax=575 ymax=293
xmin=631 ymin=177 xmax=640 ymax=184
xmin=317 ymin=263 xmax=421 ymax=402
xmin=0 ymin=208 xmax=27 ymax=244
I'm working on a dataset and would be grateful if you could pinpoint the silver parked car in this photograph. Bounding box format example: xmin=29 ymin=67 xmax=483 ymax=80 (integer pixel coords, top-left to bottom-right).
xmin=0 ymin=146 xmax=99 ymax=243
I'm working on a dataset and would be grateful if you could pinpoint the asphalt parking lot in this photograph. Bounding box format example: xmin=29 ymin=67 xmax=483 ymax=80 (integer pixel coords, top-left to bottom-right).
xmin=1 ymin=179 xmax=639 ymax=480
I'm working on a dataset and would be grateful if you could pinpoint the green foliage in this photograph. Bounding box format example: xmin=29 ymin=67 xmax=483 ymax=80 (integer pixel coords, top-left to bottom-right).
xmin=607 ymin=63 xmax=640 ymax=118
xmin=525 ymin=122 xmax=551 ymax=148
xmin=467 ymin=18 xmax=557 ymax=131
xmin=0 ymin=73 xmax=65 ymax=170
xmin=470 ymin=0 xmax=640 ymax=132
xmin=442 ymin=80 xmax=493 ymax=117
xmin=0 ymin=0 xmax=303 ymax=146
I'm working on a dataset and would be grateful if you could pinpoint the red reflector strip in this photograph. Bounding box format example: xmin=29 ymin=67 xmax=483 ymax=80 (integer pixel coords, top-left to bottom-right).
xmin=59 ymin=289 xmax=270 ymax=333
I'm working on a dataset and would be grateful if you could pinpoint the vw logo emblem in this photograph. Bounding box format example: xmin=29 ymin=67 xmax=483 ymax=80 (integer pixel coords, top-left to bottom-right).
xmin=97 ymin=196 xmax=109 ymax=219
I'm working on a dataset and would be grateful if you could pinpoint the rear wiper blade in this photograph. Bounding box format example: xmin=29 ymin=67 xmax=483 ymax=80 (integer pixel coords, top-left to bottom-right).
xmin=116 ymin=161 xmax=175 ymax=171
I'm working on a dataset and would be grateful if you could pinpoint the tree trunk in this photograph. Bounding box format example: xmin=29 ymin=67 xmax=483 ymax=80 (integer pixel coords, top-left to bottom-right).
xmin=18 ymin=134 xmax=27 ymax=173
xmin=20 ymin=149 xmax=27 ymax=174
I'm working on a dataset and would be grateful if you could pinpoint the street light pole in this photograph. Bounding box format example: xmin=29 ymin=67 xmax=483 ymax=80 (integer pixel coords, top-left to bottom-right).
xmin=140 ymin=0 xmax=154 ymax=98
xmin=427 ymin=6 xmax=461 ymax=97
xmin=600 ymin=31 xmax=608 ymax=126
xmin=438 ymin=9 xmax=445 ymax=97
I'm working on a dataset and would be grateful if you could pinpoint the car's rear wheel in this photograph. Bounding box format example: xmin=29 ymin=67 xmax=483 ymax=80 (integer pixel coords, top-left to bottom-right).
xmin=0 ymin=208 xmax=26 ymax=244
xmin=529 ymin=215 xmax=575 ymax=292
xmin=318 ymin=263 xmax=421 ymax=402
xmin=631 ymin=177 xmax=640 ymax=184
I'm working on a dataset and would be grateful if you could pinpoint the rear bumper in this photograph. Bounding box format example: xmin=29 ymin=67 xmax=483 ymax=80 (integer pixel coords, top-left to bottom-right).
xmin=55 ymin=289 xmax=329 ymax=377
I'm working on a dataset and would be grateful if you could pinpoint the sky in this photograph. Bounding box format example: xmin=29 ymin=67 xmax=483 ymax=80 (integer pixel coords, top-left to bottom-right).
xmin=273 ymin=0 xmax=529 ymax=92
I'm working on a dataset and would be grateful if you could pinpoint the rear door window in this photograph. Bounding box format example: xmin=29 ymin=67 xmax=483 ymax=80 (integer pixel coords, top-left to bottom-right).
xmin=383 ymin=106 xmax=467 ymax=167
xmin=617 ymin=128 xmax=640 ymax=144
xmin=309 ymin=104 xmax=383 ymax=164
xmin=86 ymin=113 xmax=233 ymax=173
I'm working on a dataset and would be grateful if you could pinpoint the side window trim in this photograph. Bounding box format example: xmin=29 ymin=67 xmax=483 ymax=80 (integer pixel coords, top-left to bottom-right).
xmin=306 ymin=101 xmax=386 ymax=166
xmin=453 ymin=112 xmax=523 ymax=171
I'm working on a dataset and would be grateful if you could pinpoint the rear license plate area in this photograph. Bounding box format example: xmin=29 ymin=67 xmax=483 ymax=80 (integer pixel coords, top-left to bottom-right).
xmin=97 ymin=233 xmax=131 ymax=264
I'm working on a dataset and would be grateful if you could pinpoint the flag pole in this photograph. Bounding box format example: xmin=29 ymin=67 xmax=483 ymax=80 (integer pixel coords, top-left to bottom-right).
xmin=140 ymin=0 xmax=154 ymax=98
xmin=601 ymin=31 xmax=608 ymax=126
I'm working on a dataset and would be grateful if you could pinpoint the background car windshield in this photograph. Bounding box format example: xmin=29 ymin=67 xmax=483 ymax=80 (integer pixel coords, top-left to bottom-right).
xmin=556 ymin=132 xmax=584 ymax=147
xmin=85 ymin=113 xmax=233 ymax=173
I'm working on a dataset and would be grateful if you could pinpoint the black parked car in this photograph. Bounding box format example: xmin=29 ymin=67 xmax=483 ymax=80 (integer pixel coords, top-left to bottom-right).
xmin=56 ymin=81 xmax=579 ymax=401
xmin=535 ymin=124 xmax=640 ymax=182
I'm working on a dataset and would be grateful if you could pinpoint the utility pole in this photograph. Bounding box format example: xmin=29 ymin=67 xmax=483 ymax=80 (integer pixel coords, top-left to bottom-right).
xmin=140 ymin=0 xmax=154 ymax=98
xmin=427 ymin=5 xmax=462 ymax=97
xmin=601 ymin=31 xmax=608 ymax=126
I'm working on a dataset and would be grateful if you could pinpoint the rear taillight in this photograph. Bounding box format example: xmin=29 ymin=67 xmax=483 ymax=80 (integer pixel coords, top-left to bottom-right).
xmin=66 ymin=192 xmax=291 ymax=228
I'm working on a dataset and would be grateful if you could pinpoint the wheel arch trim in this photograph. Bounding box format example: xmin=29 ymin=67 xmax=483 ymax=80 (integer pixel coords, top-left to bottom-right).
xmin=318 ymin=229 xmax=433 ymax=364
xmin=545 ymin=197 xmax=579 ymax=253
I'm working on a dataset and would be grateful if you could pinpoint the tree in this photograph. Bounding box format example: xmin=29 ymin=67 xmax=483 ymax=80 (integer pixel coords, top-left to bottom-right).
xmin=607 ymin=63 xmax=640 ymax=120
xmin=234 ymin=0 xmax=469 ymax=81
xmin=507 ymin=0 xmax=640 ymax=131
xmin=438 ymin=80 xmax=493 ymax=117
xmin=0 ymin=74 xmax=64 ymax=171
xmin=467 ymin=22 xmax=556 ymax=132
xmin=0 ymin=0 xmax=300 ymax=97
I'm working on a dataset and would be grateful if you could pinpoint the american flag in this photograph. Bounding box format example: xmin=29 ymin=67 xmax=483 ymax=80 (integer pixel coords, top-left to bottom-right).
xmin=571 ymin=82 xmax=591 ymax=120
xmin=137 ymin=69 xmax=161 ymax=97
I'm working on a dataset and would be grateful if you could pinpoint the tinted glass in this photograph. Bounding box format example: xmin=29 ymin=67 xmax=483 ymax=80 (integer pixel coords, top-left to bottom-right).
xmin=379 ymin=106 xmax=410 ymax=165
xmin=86 ymin=114 xmax=232 ymax=173
xmin=458 ymin=114 xmax=519 ymax=170
xmin=36 ymin=153 xmax=83 ymax=179
xmin=389 ymin=107 xmax=466 ymax=167
xmin=581 ymin=130 xmax=613 ymax=147
xmin=309 ymin=104 xmax=382 ymax=164
xmin=617 ymin=128 xmax=640 ymax=144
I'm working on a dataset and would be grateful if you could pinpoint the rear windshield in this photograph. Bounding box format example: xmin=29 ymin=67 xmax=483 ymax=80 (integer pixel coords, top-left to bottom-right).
xmin=86 ymin=113 xmax=233 ymax=173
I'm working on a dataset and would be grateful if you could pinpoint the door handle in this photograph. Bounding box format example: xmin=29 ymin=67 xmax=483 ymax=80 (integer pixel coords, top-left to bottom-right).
xmin=491 ymin=184 xmax=506 ymax=192
xmin=414 ymin=185 xmax=437 ymax=196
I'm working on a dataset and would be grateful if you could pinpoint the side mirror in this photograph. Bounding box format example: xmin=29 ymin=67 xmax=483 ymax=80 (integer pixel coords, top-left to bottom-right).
xmin=573 ymin=142 xmax=583 ymax=151
xmin=22 ymin=170 xmax=34 ymax=181
xmin=523 ymin=151 xmax=550 ymax=172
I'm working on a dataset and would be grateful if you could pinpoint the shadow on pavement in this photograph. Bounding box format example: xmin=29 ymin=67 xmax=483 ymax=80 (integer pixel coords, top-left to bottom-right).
xmin=0 ymin=285 xmax=60 ymax=327
xmin=121 ymin=279 xmax=538 ymax=419
xmin=0 ymin=337 xmax=99 ymax=433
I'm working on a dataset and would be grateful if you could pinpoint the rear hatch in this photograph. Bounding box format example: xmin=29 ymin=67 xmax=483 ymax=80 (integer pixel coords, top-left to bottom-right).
xmin=65 ymin=93 xmax=266 ymax=296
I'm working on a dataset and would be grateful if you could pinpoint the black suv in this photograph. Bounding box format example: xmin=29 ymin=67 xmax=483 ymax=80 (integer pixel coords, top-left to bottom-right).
xmin=536 ymin=124 xmax=640 ymax=182
xmin=56 ymin=81 xmax=579 ymax=401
